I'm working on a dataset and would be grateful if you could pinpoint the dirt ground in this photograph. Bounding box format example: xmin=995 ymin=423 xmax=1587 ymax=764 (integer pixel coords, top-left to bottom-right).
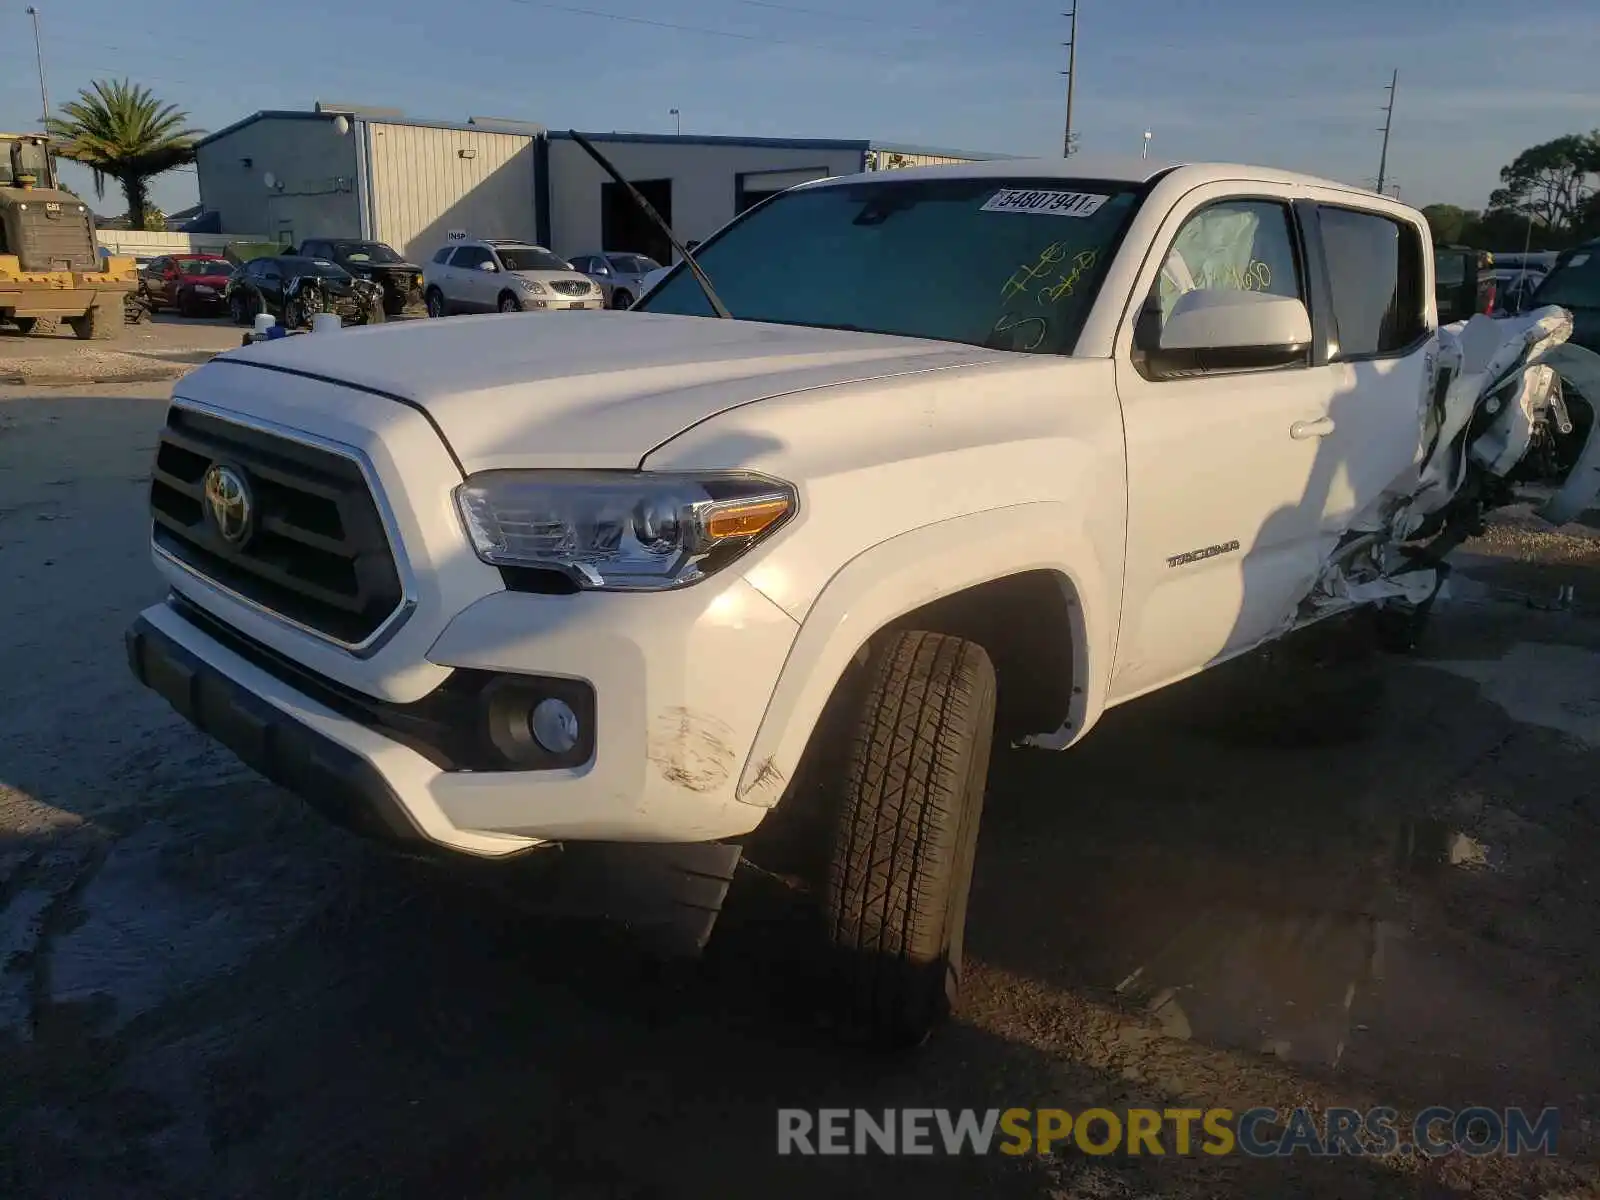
xmin=2 ymin=382 xmax=1600 ymax=1199
xmin=0 ymin=315 xmax=245 ymax=385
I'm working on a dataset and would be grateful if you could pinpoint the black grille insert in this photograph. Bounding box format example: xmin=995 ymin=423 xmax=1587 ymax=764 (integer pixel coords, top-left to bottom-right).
xmin=149 ymin=408 xmax=405 ymax=645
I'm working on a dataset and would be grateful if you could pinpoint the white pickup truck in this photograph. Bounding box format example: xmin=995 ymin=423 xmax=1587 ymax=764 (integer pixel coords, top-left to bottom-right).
xmin=126 ymin=158 xmax=1600 ymax=1048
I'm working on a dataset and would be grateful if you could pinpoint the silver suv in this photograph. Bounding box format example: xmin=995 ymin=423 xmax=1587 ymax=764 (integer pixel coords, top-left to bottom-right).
xmin=422 ymin=239 xmax=603 ymax=317
xmin=566 ymin=252 xmax=662 ymax=309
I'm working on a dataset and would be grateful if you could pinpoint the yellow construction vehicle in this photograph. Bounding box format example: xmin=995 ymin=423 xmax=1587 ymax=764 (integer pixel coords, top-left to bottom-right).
xmin=0 ymin=133 xmax=135 ymax=339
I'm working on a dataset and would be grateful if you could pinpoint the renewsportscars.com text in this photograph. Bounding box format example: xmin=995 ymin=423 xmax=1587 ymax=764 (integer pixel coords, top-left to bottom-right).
xmin=776 ymin=1107 xmax=1560 ymax=1158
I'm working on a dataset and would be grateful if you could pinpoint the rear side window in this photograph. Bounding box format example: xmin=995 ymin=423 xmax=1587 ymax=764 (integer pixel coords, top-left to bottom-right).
xmin=1318 ymin=207 xmax=1426 ymax=358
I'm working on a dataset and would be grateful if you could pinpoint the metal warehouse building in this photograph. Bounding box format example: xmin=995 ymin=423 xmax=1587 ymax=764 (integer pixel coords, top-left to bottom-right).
xmin=193 ymin=103 xmax=1007 ymax=266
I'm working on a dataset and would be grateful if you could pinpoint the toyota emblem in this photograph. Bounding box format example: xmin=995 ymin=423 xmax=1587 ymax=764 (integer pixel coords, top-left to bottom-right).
xmin=203 ymin=463 xmax=254 ymax=546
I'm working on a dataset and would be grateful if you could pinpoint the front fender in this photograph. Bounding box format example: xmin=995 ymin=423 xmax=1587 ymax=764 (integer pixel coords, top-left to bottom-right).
xmin=734 ymin=503 xmax=1117 ymax=808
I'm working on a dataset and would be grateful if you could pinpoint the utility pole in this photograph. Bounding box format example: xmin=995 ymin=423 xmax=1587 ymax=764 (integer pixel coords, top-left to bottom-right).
xmin=1375 ymin=69 xmax=1397 ymax=194
xmin=669 ymin=108 xmax=680 ymax=136
xmin=1060 ymin=4 xmax=1078 ymax=157
xmin=25 ymin=6 xmax=50 ymax=125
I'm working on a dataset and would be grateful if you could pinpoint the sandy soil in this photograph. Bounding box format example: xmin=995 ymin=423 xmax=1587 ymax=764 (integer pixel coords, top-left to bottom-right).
xmin=0 ymin=316 xmax=243 ymax=384
xmin=1 ymin=383 xmax=1599 ymax=1199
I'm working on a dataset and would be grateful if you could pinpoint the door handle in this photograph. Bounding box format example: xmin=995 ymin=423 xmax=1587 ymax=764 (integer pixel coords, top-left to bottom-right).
xmin=1290 ymin=417 xmax=1336 ymax=440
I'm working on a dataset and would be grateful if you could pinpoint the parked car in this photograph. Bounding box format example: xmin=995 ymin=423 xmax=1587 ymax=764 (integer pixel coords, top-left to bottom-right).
xmin=126 ymin=160 xmax=1600 ymax=1052
xmin=1434 ymin=244 xmax=1496 ymax=323
xmin=1489 ymin=265 xmax=1546 ymax=316
xmin=295 ymin=238 xmax=424 ymax=316
xmin=222 ymin=254 xmax=384 ymax=329
xmin=634 ymin=242 xmax=701 ymax=306
xmin=1527 ymin=239 xmax=1600 ymax=353
xmin=139 ymin=253 xmax=234 ymax=317
xmin=566 ymin=251 xmax=662 ymax=309
xmin=422 ymin=239 xmax=603 ymax=317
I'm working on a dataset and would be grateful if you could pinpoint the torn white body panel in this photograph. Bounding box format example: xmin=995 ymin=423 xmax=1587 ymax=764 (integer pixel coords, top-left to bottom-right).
xmin=1300 ymin=307 xmax=1600 ymax=623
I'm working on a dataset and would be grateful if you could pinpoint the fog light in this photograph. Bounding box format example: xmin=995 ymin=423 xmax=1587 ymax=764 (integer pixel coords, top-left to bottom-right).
xmin=530 ymin=697 xmax=579 ymax=754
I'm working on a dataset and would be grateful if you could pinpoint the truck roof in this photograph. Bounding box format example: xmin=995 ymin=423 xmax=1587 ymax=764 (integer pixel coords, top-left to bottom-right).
xmin=804 ymin=156 xmax=1403 ymax=207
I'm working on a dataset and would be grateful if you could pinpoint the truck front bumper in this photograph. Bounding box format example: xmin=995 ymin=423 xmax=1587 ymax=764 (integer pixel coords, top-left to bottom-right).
xmin=127 ymin=575 xmax=799 ymax=858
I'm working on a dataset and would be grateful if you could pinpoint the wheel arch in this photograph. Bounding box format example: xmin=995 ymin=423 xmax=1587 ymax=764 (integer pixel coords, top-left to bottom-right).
xmin=735 ymin=504 xmax=1115 ymax=810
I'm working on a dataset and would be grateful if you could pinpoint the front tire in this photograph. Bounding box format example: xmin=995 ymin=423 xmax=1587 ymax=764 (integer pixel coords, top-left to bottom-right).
xmin=67 ymin=301 xmax=118 ymax=341
xmin=498 ymin=291 xmax=523 ymax=313
xmin=425 ymin=287 xmax=447 ymax=318
xmin=611 ymin=289 xmax=634 ymax=310
xmin=822 ymin=630 xmax=996 ymax=1050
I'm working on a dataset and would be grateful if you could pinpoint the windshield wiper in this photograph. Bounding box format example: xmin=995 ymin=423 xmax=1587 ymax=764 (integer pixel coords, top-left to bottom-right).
xmin=566 ymin=130 xmax=731 ymax=319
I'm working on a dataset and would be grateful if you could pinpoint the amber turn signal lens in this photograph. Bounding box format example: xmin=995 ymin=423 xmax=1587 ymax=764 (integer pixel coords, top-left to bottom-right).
xmin=705 ymin=497 xmax=791 ymax=540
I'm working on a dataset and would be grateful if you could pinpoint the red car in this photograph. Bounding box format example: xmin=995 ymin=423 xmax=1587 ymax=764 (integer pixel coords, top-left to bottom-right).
xmin=139 ymin=254 xmax=235 ymax=317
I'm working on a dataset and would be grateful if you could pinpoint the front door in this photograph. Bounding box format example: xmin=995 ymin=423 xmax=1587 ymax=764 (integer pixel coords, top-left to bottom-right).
xmin=1110 ymin=190 xmax=1344 ymax=701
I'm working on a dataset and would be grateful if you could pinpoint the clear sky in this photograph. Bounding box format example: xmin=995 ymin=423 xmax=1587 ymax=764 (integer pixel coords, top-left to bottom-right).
xmin=2 ymin=0 xmax=1596 ymax=219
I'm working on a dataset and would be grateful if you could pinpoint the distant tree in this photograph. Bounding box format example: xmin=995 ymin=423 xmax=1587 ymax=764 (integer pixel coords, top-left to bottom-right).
xmin=1486 ymin=132 xmax=1600 ymax=232
xmin=1420 ymin=203 xmax=1475 ymax=243
xmin=44 ymin=79 xmax=201 ymax=233
xmin=139 ymin=205 xmax=166 ymax=232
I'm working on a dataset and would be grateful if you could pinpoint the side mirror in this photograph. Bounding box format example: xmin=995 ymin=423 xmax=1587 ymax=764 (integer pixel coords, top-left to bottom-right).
xmin=477 ymin=260 xmax=498 ymax=272
xmin=1149 ymin=289 xmax=1311 ymax=372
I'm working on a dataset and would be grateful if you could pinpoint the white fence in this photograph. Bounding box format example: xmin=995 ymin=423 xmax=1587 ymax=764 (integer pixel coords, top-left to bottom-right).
xmin=95 ymin=230 xmax=271 ymax=257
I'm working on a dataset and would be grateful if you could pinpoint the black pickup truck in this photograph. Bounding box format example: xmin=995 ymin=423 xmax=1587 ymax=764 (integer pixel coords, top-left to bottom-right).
xmin=291 ymin=238 xmax=423 ymax=316
xmin=1434 ymin=243 xmax=1497 ymax=323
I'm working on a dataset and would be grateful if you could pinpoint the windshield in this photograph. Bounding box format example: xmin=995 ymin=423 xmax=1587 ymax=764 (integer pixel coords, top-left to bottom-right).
xmin=291 ymin=259 xmax=351 ymax=280
xmin=335 ymin=241 xmax=402 ymax=264
xmin=607 ymin=254 xmax=660 ymax=274
xmin=1434 ymin=250 xmax=1467 ymax=287
xmin=638 ymin=176 xmax=1142 ymax=353
xmin=1532 ymin=249 xmax=1600 ymax=310
xmin=498 ymin=246 xmax=570 ymax=272
xmin=15 ymin=140 xmax=51 ymax=185
xmin=178 ymin=258 xmax=227 ymax=275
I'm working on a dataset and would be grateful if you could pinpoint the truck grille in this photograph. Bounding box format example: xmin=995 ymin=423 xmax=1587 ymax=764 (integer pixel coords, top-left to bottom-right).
xmin=148 ymin=408 xmax=406 ymax=648
xmin=549 ymin=280 xmax=590 ymax=297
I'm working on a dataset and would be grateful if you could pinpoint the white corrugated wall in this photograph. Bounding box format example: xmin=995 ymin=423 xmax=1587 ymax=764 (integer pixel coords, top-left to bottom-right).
xmin=365 ymin=123 xmax=539 ymax=263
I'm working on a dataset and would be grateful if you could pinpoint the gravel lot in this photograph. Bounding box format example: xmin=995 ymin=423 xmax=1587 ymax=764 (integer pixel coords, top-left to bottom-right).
xmin=0 ymin=316 xmax=245 ymax=385
xmin=2 ymin=381 xmax=1599 ymax=1199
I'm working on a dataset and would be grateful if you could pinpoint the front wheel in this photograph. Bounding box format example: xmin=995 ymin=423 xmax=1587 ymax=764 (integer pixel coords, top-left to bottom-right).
xmin=229 ymin=293 xmax=251 ymax=325
xmin=425 ymin=288 xmax=447 ymax=319
xmin=611 ymin=289 xmax=634 ymax=310
xmin=498 ymin=292 xmax=523 ymax=313
xmin=141 ymin=287 xmax=161 ymax=315
xmin=821 ymin=629 xmax=996 ymax=1050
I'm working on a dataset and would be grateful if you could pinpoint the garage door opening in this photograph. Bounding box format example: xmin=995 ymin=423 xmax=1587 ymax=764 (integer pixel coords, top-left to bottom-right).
xmin=736 ymin=167 xmax=830 ymax=215
xmin=602 ymin=178 xmax=673 ymax=265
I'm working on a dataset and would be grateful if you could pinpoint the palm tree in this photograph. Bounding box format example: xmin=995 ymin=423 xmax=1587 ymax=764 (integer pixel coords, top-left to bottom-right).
xmin=44 ymin=79 xmax=202 ymax=232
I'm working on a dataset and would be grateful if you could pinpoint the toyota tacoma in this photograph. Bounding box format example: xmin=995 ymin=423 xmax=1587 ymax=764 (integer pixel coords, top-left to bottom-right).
xmin=126 ymin=158 xmax=1600 ymax=1048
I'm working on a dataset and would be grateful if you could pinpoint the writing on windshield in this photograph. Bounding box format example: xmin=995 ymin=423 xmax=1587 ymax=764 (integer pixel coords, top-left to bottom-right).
xmin=639 ymin=177 xmax=1141 ymax=354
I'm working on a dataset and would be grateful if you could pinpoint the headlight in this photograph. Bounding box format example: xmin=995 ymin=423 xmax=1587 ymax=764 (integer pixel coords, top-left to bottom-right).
xmin=455 ymin=471 xmax=796 ymax=590
xmin=517 ymin=278 xmax=547 ymax=294
xmin=413 ymin=273 xmax=423 ymax=287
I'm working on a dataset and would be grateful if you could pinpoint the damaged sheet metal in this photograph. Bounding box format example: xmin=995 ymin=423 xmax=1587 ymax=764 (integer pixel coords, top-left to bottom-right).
xmin=1299 ymin=306 xmax=1600 ymax=624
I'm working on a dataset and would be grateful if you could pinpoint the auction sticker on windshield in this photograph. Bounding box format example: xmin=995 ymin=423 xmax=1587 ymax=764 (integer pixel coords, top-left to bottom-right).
xmin=981 ymin=189 xmax=1109 ymax=218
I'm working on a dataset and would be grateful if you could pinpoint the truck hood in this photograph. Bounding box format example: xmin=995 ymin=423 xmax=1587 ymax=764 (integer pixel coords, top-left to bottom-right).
xmin=219 ymin=310 xmax=1002 ymax=471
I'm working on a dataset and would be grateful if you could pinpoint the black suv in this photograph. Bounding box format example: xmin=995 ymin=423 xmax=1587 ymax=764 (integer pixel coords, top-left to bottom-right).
xmin=1527 ymin=239 xmax=1600 ymax=354
xmin=294 ymin=239 xmax=423 ymax=316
